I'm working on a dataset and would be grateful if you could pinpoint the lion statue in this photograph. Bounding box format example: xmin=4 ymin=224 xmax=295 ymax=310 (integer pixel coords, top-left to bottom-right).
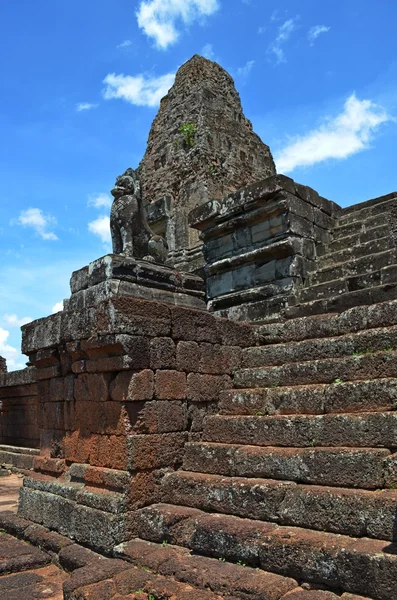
xmin=110 ymin=168 xmax=168 ymax=263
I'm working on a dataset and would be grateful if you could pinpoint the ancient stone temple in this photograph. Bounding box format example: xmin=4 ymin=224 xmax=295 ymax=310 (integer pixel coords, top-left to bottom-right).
xmin=0 ymin=55 xmax=397 ymax=600
xmin=140 ymin=55 xmax=276 ymax=273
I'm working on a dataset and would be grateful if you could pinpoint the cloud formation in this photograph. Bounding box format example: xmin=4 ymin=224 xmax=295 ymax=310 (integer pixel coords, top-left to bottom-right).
xmin=237 ymin=60 xmax=255 ymax=78
xmin=2 ymin=314 xmax=32 ymax=328
xmin=268 ymin=17 xmax=299 ymax=64
xmin=16 ymin=208 xmax=58 ymax=241
xmin=136 ymin=0 xmax=219 ymax=49
xmin=201 ymin=43 xmax=214 ymax=60
xmin=88 ymin=193 xmax=113 ymax=209
xmin=103 ymin=72 xmax=175 ymax=107
xmin=0 ymin=328 xmax=23 ymax=371
xmin=52 ymin=301 xmax=64 ymax=313
xmin=117 ymin=40 xmax=132 ymax=49
xmin=88 ymin=215 xmax=111 ymax=243
xmin=275 ymin=94 xmax=392 ymax=173
xmin=308 ymin=25 xmax=330 ymax=45
xmin=76 ymin=103 xmax=98 ymax=112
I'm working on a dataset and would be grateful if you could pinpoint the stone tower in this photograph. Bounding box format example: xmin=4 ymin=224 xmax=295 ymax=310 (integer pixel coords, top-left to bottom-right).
xmin=139 ymin=55 xmax=276 ymax=273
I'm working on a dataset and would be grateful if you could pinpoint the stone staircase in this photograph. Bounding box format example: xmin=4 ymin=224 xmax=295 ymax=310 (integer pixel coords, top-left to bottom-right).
xmin=130 ymin=299 xmax=397 ymax=600
xmin=288 ymin=193 xmax=397 ymax=318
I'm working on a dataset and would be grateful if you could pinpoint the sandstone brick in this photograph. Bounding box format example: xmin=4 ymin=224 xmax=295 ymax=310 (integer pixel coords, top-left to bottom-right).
xmin=155 ymin=369 xmax=186 ymax=400
xmin=110 ymin=369 xmax=154 ymax=401
xmin=187 ymin=373 xmax=232 ymax=402
xmin=150 ymin=337 xmax=176 ymax=369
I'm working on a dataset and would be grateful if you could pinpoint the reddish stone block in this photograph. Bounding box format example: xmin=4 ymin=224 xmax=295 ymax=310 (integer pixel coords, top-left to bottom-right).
xmin=155 ymin=370 xmax=186 ymax=400
xmin=216 ymin=317 xmax=256 ymax=347
xmin=150 ymin=337 xmax=176 ymax=369
xmin=97 ymin=297 xmax=171 ymax=337
xmin=64 ymin=431 xmax=91 ymax=464
xmin=73 ymin=401 xmax=129 ymax=436
xmin=133 ymin=401 xmax=188 ymax=434
xmin=40 ymin=401 xmax=65 ymax=431
xmin=35 ymin=366 xmax=62 ymax=380
xmin=110 ymin=370 xmax=154 ymax=401
xmin=171 ymin=306 xmax=220 ymax=343
xmin=176 ymin=341 xmax=200 ymax=372
xmin=199 ymin=343 xmax=242 ymax=374
xmin=74 ymin=373 xmax=112 ymax=403
xmin=90 ymin=434 xmax=128 ymax=470
xmin=187 ymin=373 xmax=232 ymax=402
xmin=33 ymin=456 xmax=66 ymax=475
xmin=127 ymin=433 xmax=187 ymax=470
xmin=129 ymin=471 xmax=161 ymax=509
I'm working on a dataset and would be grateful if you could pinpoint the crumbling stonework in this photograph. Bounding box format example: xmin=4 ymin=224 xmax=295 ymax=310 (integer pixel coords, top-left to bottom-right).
xmin=0 ymin=355 xmax=7 ymax=373
xmin=139 ymin=55 xmax=276 ymax=273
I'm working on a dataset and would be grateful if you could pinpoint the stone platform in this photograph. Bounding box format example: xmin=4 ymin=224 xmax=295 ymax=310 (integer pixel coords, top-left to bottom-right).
xmin=66 ymin=254 xmax=206 ymax=311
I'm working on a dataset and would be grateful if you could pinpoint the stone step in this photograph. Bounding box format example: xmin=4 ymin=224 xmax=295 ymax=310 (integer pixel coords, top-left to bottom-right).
xmin=242 ymin=325 xmax=397 ymax=369
xmin=329 ymin=224 xmax=391 ymax=253
xmin=0 ymin=450 xmax=35 ymax=470
xmin=183 ymin=442 xmax=395 ymax=490
xmin=202 ymin=412 xmax=397 ymax=448
xmin=331 ymin=212 xmax=387 ymax=241
xmin=337 ymin=193 xmax=397 ymax=227
xmin=0 ymin=445 xmax=39 ymax=456
xmin=256 ymin=299 xmax=397 ymax=345
xmin=309 ymin=248 xmax=397 ymax=287
xmin=131 ymin=503 xmax=397 ymax=600
xmin=318 ymin=236 xmax=394 ymax=270
xmin=219 ymin=379 xmax=397 ymax=416
xmin=309 ymin=263 xmax=397 ymax=290
xmin=285 ymin=284 xmax=397 ymax=321
xmin=161 ymin=470 xmax=397 ymax=540
xmin=114 ymin=537 xmax=299 ymax=600
xmin=235 ymin=349 xmax=397 ymax=388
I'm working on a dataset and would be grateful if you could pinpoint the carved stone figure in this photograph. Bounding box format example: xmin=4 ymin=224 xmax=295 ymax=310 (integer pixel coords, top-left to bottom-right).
xmin=110 ymin=168 xmax=168 ymax=263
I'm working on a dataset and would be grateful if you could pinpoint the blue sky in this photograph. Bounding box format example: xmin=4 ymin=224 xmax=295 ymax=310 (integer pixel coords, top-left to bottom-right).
xmin=1 ymin=0 xmax=396 ymax=369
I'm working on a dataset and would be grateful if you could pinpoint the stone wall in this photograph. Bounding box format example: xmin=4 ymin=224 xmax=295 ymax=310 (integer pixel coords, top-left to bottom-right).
xmin=0 ymin=355 xmax=6 ymax=373
xmin=0 ymin=368 xmax=40 ymax=449
xmin=189 ymin=174 xmax=340 ymax=322
xmin=18 ymin=296 xmax=254 ymax=551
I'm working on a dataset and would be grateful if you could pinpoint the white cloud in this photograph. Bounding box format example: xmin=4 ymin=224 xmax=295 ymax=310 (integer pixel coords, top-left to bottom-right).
xmin=201 ymin=43 xmax=214 ymax=60
xmin=0 ymin=328 xmax=24 ymax=371
xmin=2 ymin=314 xmax=32 ymax=328
xmin=268 ymin=17 xmax=299 ymax=64
xmin=76 ymin=103 xmax=98 ymax=112
xmin=103 ymin=72 xmax=175 ymax=107
xmin=308 ymin=25 xmax=330 ymax=45
xmin=88 ymin=215 xmax=111 ymax=243
xmin=117 ymin=40 xmax=132 ymax=49
xmin=237 ymin=60 xmax=255 ymax=78
xmin=258 ymin=26 xmax=266 ymax=35
xmin=275 ymin=94 xmax=392 ymax=173
xmin=88 ymin=193 xmax=113 ymax=209
xmin=15 ymin=208 xmax=58 ymax=241
xmin=52 ymin=301 xmax=64 ymax=313
xmin=136 ymin=0 xmax=219 ymax=49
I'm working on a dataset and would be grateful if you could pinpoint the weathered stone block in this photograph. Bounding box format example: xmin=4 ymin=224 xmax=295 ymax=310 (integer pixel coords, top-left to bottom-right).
xmin=155 ymin=370 xmax=187 ymax=400
xmin=187 ymin=373 xmax=232 ymax=402
xmin=109 ymin=369 xmax=153 ymax=402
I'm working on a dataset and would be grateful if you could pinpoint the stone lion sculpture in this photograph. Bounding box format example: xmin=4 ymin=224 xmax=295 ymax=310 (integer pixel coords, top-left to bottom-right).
xmin=110 ymin=168 xmax=168 ymax=263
